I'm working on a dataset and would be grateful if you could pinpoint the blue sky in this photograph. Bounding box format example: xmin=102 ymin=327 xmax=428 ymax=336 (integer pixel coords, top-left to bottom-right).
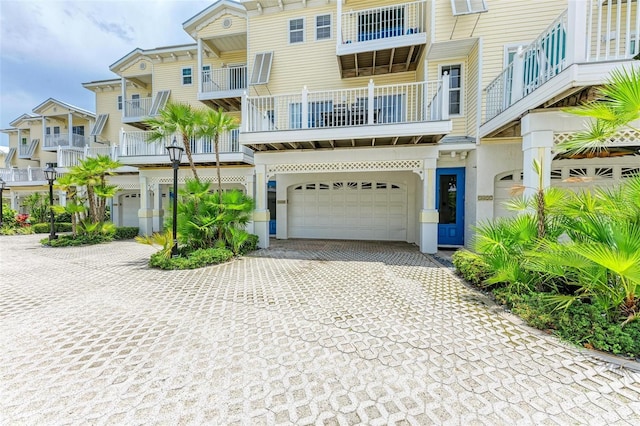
xmin=0 ymin=0 xmax=215 ymax=146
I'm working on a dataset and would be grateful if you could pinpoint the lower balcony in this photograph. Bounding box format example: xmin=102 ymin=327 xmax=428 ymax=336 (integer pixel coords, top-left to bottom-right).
xmin=199 ymin=66 xmax=247 ymax=111
xmin=240 ymin=79 xmax=451 ymax=151
xmin=119 ymin=129 xmax=253 ymax=166
xmin=57 ymin=146 xmax=119 ymax=168
xmin=0 ymin=167 xmax=47 ymax=186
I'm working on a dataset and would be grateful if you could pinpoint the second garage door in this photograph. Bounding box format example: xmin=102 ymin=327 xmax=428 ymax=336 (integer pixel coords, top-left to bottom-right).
xmin=287 ymin=180 xmax=407 ymax=241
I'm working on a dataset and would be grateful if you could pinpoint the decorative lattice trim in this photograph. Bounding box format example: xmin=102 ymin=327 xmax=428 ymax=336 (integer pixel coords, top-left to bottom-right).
xmin=150 ymin=176 xmax=247 ymax=185
xmin=554 ymin=129 xmax=640 ymax=147
xmin=267 ymin=160 xmax=423 ymax=175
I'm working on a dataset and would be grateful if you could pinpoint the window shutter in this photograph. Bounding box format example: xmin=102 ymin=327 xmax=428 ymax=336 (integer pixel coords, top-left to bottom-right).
xmin=90 ymin=114 xmax=109 ymax=136
xmin=149 ymin=90 xmax=171 ymax=116
xmin=451 ymin=0 xmax=487 ymax=16
xmin=250 ymin=52 xmax=273 ymax=85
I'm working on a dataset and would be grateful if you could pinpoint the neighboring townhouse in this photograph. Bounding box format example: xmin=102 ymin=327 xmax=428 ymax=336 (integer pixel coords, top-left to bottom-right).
xmin=2 ymin=0 xmax=639 ymax=254
xmin=0 ymin=99 xmax=96 ymax=212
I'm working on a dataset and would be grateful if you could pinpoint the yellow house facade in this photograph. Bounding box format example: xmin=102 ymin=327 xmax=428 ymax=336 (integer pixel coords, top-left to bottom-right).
xmin=2 ymin=0 xmax=639 ymax=253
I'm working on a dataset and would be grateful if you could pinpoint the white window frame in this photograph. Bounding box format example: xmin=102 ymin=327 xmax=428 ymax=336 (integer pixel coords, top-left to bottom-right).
xmin=182 ymin=67 xmax=193 ymax=85
xmin=289 ymin=17 xmax=305 ymax=44
xmin=250 ymin=52 xmax=274 ymax=85
xmin=202 ymin=65 xmax=211 ymax=83
xmin=315 ymin=14 xmax=332 ymax=41
xmin=439 ymin=63 xmax=463 ymax=117
xmin=117 ymin=95 xmax=123 ymax=111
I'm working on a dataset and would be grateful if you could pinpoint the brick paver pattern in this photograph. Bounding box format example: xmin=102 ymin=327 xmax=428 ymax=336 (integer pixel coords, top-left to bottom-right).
xmin=1 ymin=235 xmax=639 ymax=425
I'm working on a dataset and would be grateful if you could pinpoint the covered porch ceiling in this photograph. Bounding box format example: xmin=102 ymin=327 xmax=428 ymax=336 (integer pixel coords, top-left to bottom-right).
xmin=245 ymin=134 xmax=444 ymax=152
xmin=338 ymin=44 xmax=424 ymax=78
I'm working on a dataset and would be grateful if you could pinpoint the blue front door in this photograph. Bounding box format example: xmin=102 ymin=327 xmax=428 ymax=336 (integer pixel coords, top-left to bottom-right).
xmin=436 ymin=168 xmax=465 ymax=246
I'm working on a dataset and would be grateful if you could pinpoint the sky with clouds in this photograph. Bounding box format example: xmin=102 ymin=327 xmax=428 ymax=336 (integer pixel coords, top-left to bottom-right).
xmin=0 ymin=0 xmax=217 ymax=146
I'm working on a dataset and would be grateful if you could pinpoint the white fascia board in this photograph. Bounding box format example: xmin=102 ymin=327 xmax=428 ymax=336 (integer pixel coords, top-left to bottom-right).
xmin=336 ymin=34 xmax=427 ymax=56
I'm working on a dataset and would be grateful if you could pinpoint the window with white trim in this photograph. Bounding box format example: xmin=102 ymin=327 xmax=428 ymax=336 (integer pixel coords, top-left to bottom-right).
xmin=289 ymin=18 xmax=305 ymax=44
xmin=202 ymin=65 xmax=211 ymax=83
xmin=316 ymin=14 xmax=331 ymax=41
xmin=117 ymin=95 xmax=122 ymax=110
xmin=441 ymin=64 xmax=462 ymax=115
xmin=451 ymin=0 xmax=488 ymax=16
xmin=182 ymin=67 xmax=193 ymax=85
xmin=131 ymin=94 xmax=140 ymax=109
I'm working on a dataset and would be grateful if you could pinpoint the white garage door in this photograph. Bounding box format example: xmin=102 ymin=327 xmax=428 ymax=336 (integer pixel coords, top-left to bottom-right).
xmin=120 ymin=193 xmax=140 ymax=227
xmin=288 ymin=181 xmax=407 ymax=241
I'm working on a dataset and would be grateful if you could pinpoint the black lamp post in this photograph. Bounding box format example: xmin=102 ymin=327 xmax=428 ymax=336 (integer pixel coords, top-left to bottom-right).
xmin=0 ymin=178 xmax=6 ymax=228
xmin=166 ymin=137 xmax=184 ymax=257
xmin=43 ymin=165 xmax=58 ymax=241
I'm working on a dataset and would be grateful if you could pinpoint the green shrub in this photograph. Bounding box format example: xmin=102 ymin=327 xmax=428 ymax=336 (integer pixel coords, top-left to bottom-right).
xmin=41 ymin=233 xmax=113 ymax=247
xmin=55 ymin=212 xmax=72 ymax=223
xmin=2 ymin=204 xmax=17 ymax=227
xmin=114 ymin=227 xmax=139 ymax=240
xmin=149 ymin=247 xmax=234 ymax=270
xmin=32 ymin=222 xmax=73 ymax=233
xmin=238 ymin=233 xmax=259 ymax=255
xmin=451 ymin=249 xmax=490 ymax=286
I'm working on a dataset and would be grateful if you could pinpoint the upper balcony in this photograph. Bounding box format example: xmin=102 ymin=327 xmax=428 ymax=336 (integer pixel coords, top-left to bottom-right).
xmin=121 ymin=90 xmax=170 ymax=130
xmin=42 ymin=133 xmax=91 ymax=151
xmin=482 ymin=1 xmax=640 ymax=137
xmin=119 ymin=129 xmax=253 ymax=166
xmin=199 ymin=66 xmax=247 ymax=111
xmin=240 ymin=78 xmax=451 ymax=151
xmin=336 ymin=0 xmax=429 ymax=78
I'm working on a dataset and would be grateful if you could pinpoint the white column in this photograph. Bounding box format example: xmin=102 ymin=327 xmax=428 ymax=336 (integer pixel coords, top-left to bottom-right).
xmin=58 ymin=190 xmax=67 ymax=207
xmin=511 ymin=46 xmax=525 ymax=105
xmin=138 ymin=175 xmax=153 ymax=235
xmin=275 ymin=175 xmax=287 ymax=240
xmin=151 ymin=183 xmax=164 ymax=232
xmin=419 ymin=158 xmax=438 ymax=254
xmin=336 ymin=0 xmax=342 ymax=47
xmin=566 ymin=0 xmax=588 ymax=63
xmin=197 ymin=38 xmax=203 ymax=94
xmin=121 ymin=77 xmax=127 ymax=119
xmin=68 ymin=112 xmax=73 ymax=147
xmin=521 ymin=113 xmax=554 ymax=199
xmin=11 ymin=193 xmax=19 ymax=211
xmin=368 ymin=80 xmax=375 ymax=124
xmin=301 ymin=86 xmax=309 ymax=129
xmin=17 ymin=129 xmax=22 ymax=153
xmin=253 ymin=164 xmax=270 ymax=248
xmin=112 ymin=193 xmax=122 ymax=227
xmin=42 ymin=116 xmax=46 ymax=147
xmin=245 ymin=174 xmax=255 ymax=235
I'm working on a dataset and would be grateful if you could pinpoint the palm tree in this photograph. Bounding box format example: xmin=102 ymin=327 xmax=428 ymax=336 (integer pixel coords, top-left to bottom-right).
xmin=558 ymin=66 xmax=640 ymax=155
xmin=69 ymin=155 xmax=121 ymax=223
xmin=197 ymin=108 xmax=240 ymax=196
xmin=145 ymin=102 xmax=201 ymax=182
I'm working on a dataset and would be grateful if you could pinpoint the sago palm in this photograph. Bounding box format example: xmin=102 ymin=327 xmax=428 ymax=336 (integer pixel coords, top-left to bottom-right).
xmin=145 ymin=102 xmax=201 ymax=182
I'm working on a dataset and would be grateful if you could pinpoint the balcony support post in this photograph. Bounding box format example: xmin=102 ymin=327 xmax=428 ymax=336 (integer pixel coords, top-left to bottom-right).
xmin=151 ymin=183 xmax=164 ymax=233
xmin=121 ymin=77 xmax=127 ymax=120
xmin=242 ymin=92 xmax=249 ymax=132
xmin=368 ymin=80 xmax=375 ymax=124
xmin=301 ymin=86 xmax=309 ymax=129
xmin=567 ymin=0 xmax=588 ymax=64
xmin=68 ymin=112 xmax=74 ymax=147
xmin=440 ymin=72 xmax=450 ymax=120
xmin=521 ymin=112 xmax=554 ymax=199
xmin=197 ymin=38 xmax=203 ymax=94
xmin=244 ymin=174 xmax=255 ymax=235
xmin=337 ymin=0 xmax=343 ymax=47
xmin=419 ymin=157 xmax=438 ymax=254
xmin=42 ymin=116 xmax=46 ymax=148
xmin=58 ymin=190 xmax=67 ymax=208
xmin=511 ymin=46 xmax=525 ymax=105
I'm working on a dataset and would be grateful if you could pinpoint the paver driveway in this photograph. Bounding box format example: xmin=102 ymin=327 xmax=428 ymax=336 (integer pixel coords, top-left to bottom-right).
xmin=1 ymin=235 xmax=639 ymax=425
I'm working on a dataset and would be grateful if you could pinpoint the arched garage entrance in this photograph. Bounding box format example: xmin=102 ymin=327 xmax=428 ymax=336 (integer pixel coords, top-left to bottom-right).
xmin=286 ymin=180 xmax=408 ymax=241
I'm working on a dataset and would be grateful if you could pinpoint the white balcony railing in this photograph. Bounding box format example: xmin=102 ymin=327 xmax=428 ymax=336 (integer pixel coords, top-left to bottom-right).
xmin=485 ymin=1 xmax=640 ymax=122
xmin=57 ymin=146 xmax=119 ymax=168
xmin=43 ymin=133 xmax=90 ymax=149
xmin=0 ymin=167 xmax=46 ymax=183
xmin=243 ymin=78 xmax=448 ymax=133
xmin=202 ymin=66 xmax=247 ymax=93
xmin=123 ymin=97 xmax=152 ymax=119
xmin=340 ymin=0 xmax=428 ymax=45
xmin=120 ymin=129 xmax=249 ymax=157
xmin=18 ymin=139 xmax=38 ymax=158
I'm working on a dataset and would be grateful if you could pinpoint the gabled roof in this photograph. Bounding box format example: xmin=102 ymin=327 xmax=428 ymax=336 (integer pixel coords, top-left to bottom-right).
xmin=32 ymin=98 xmax=95 ymax=118
xmin=82 ymin=78 xmax=124 ymax=92
xmin=9 ymin=113 xmax=39 ymax=127
xmin=182 ymin=0 xmax=246 ymax=37
xmin=109 ymin=44 xmax=198 ymax=73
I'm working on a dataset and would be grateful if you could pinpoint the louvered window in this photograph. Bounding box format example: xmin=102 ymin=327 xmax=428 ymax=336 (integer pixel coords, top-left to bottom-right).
xmin=451 ymin=0 xmax=487 ymax=16
xmin=250 ymin=52 xmax=273 ymax=85
xmin=90 ymin=114 xmax=109 ymax=136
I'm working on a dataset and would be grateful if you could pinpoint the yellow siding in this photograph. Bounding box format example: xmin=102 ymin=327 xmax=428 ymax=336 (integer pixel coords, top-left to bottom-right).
xmin=203 ymin=50 xmax=248 ymax=71
xmin=152 ymin=58 xmax=199 ymax=105
xmin=198 ymin=13 xmax=247 ymax=37
xmin=465 ymin=41 xmax=479 ymax=138
xmin=40 ymin=104 xmax=71 ymax=117
xmin=94 ymin=87 xmax=124 ymax=146
xmin=119 ymin=58 xmax=153 ymax=79
xmin=427 ymin=57 xmax=467 ymax=136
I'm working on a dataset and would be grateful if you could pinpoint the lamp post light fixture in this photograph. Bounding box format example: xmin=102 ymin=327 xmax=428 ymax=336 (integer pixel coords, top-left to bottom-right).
xmin=166 ymin=137 xmax=184 ymax=257
xmin=43 ymin=165 xmax=58 ymax=241
xmin=0 ymin=178 xmax=6 ymax=228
